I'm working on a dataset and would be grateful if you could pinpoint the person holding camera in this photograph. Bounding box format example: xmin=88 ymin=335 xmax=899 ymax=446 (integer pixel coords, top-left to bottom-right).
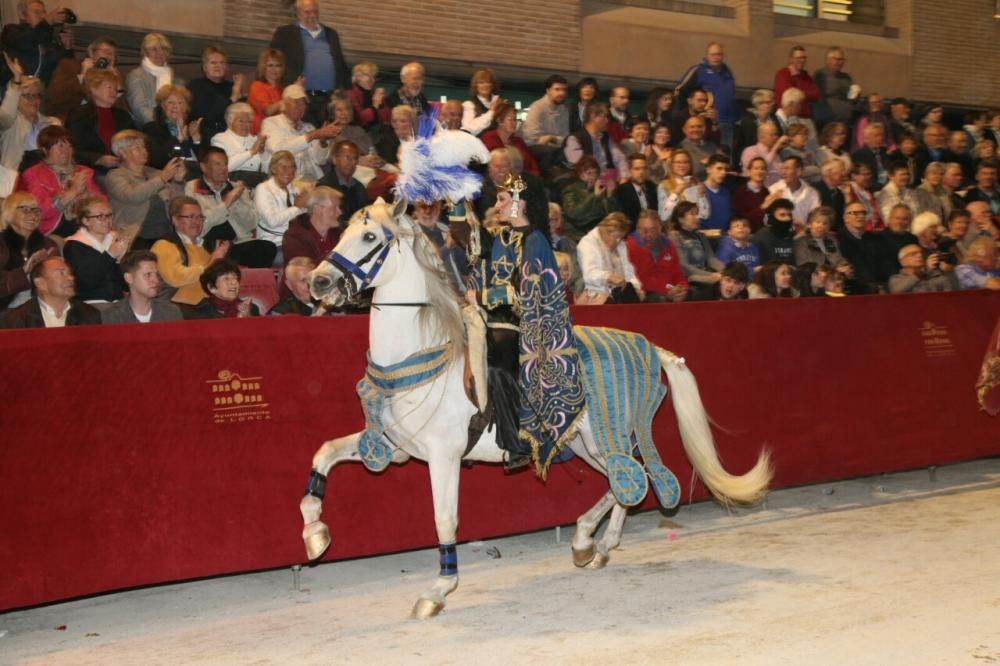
xmin=888 ymin=244 xmax=957 ymax=294
xmin=47 ymin=36 xmax=121 ymax=123
xmin=0 ymin=1 xmax=74 ymax=87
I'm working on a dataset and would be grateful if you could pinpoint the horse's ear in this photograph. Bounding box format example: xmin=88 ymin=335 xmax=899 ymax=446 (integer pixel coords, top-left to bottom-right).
xmin=392 ymin=193 xmax=409 ymax=219
xmin=373 ymin=197 xmax=386 ymax=206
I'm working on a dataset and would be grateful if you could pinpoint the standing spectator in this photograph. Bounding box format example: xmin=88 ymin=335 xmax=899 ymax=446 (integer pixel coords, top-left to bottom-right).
xmin=736 ymin=89 xmax=779 ymax=159
xmin=564 ymin=102 xmax=627 ymax=183
xmin=186 ymin=147 xmax=276 ymax=268
xmin=794 ymin=206 xmax=850 ymax=273
xmin=773 ymin=45 xmax=821 ymax=120
xmin=0 ymin=1 xmax=69 ymax=86
xmin=768 ymin=156 xmax=820 ymax=228
xmin=751 ymin=198 xmax=797 ymax=265
xmin=670 ymin=87 xmax=720 ymax=149
xmin=522 ymin=75 xmax=570 ymax=170
xmin=625 ymin=209 xmax=687 ymax=303
xmin=561 ymin=155 xmax=620 ymax=242
xmin=678 ymin=116 xmax=720 ymax=181
xmin=0 ymin=191 xmax=57 ymax=309
xmin=814 ymin=160 xmax=854 ymax=228
xmin=741 ymin=121 xmax=786 ymax=187
xmin=715 ymin=216 xmax=760 ymax=274
xmin=675 ymin=42 xmax=738 ymax=154
xmin=876 ymin=163 xmax=919 ymax=221
xmin=382 ymin=62 xmax=431 ymax=122
xmin=17 ymin=125 xmax=101 ymax=237
xmin=669 ymin=200 xmax=723 ymax=298
xmin=0 ymin=256 xmax=100 ymax=328
xmin=152 ymin=196 xmax=229 ymax=306
xmin=700 ymin=154 xmax=732 ymax=232
xmin=269 ymin=0 xmax=351 ymax=125
xmin=66 ymin=68 xmax=135 ymax=177
xmin=318 ymin=139 xmax=369 ymax=223
xmin=889 ymin=244 xmax=956 ymax=294
xmin=344 ymin=61 xmax=384 ymax=131
xmin=955 ymin=238 xmax=1000 ymax=290
xmin=62 ymin=194 xmax=128 ymax=303
xmin=657 ymin=149 xmax=707 ymax=223
xmin=732 ymin=156 xmax=770 ymax=232
xmin=613 ymin=154 xmax=657 ymax=227
xmin=748 ymin=261 xmax=798 ymax=299
xmin=46 ymin=36 xmax=121 ymax=123
xmin=817 ymin=121 xmax=852 ymax=173
xmin=188 ymin=45 xmax=245 ymax=146
xmin=813 ymin=47 xmax=858 ymax=130
xmin=105 ymin=130 xmax=186 ymax=249
xmin=852 ymin=123 xmax=890 ymax=190
xmin=126 ymin=33 xmax=178 ymax=126
xmin=838 ymin=201 xmax=889 ymax=293
xmin=478 ymin=101 xmax=540 ymax=177
xmin=605 ymin=86 xmax=631 ymax=144
xmin=281 ymin=185 xmax=341 ymax=267
xmin=0 ymin=73 xmax=58 ymax=172
xmin=876 ymin=204 xmax=919 ymax=276
xmin=101 ymin=250 xmax=183 ymax=324
xmin=247 ymin=48 xmax=289 ymax=135
xmin=567 ymin=77 xmax=598 ymax=134
xmin=577 ymin=212 xmax=643 ymax=303
xmin=461 ymin=68 xmax=501 ymax=137
xmin=142 ymin=84 xmax=201 ymax=171
xmin=211 ymin=102 xmax=269 ymax=188
xmin=261 ymin=84 xmax=338 ymax=181
xmin=254 ymin=150 xmax=309 ymax=252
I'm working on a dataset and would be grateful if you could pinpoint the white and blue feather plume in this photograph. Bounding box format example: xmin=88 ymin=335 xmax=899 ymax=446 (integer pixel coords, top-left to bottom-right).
xmin=396 ymin=107 xmax=491 ymax=204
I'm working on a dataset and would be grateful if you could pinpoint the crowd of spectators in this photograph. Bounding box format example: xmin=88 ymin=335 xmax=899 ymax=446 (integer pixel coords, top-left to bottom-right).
xmin=0 ymin=0 xmax=998 ymax=329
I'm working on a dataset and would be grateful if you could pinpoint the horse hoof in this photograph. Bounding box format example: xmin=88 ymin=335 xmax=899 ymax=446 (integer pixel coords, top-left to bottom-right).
xmin=411 ymin=597 xmax=444 ymax=619
xmin=303 ymin=522 xmax=331 ymax=561
xmin=572 ymin=544 xmax=596 ymax=568
xmin=586 ymin=550 xmax=610 ymax=570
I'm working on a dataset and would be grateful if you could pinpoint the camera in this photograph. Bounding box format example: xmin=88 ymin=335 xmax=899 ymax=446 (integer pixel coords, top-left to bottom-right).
xmin=59 ymin=8 xmax=77 ymax=24
xmin=95 ymin=57 xmax=109 ymax=69
xmin=937 ymin=252 xmax=957 ymax=266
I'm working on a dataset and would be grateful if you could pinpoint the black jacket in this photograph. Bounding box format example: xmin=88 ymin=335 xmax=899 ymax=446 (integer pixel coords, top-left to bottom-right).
xmin=269 ymin=23 xmax=350 ymax=90
xmin=0 ymin=297 xmax=101 ymax=328
xmin=613 ymin=180 xmax=658 ymax=226
xmin=65 ymin=103 xmax=135 ymax=172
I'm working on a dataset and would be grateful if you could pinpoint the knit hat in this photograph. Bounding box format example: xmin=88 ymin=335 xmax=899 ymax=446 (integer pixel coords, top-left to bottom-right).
xmin=911 ymin=211 xmax=942 ymax=237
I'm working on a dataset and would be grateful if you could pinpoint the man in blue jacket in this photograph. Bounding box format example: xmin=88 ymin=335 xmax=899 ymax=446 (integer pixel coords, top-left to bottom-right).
xmin=676 ymin=42 xmax=738 ymax=158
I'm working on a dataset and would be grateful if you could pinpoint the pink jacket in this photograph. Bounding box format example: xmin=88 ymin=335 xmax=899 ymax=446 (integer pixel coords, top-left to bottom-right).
xmin=17 ymin=163 xmax=102 ymax=235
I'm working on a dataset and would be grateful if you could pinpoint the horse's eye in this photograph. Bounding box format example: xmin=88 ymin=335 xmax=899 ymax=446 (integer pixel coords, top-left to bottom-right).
xmin=363 ymin=232 xmax=377 ymax=243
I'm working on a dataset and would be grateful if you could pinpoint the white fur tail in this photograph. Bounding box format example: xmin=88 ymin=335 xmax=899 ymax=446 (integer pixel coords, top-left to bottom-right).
xmin=656 ymin=347 xmax=773 ymax=505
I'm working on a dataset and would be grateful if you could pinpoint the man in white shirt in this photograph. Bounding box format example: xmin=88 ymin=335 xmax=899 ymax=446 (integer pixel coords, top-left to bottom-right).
xmin=768 ymin=155 xmax=820 ymax=229
xmin=0 ymin=257 xmax=101 ymax=328
xmin=261 ymin=84 xmax=340 ymax=180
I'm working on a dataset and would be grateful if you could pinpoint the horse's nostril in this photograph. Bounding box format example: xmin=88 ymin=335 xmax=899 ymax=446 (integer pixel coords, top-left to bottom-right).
xmin=312 ymin=275 xmax=332 ymax=292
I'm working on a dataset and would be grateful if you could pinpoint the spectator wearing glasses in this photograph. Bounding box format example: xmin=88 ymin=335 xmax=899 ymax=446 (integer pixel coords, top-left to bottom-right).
xmin=151 ymin=196 xmax=230 ymax=306
xmin=0 ymin=70 xmax=58 ymax=172
xmin=62 ymin=195 xmax=128 ymax=303
xmin=889 ymin=243 xmax=957 ymax=294
xmin=773 ymin=45 xmax=821 ymax=120
xmin=0 ymin=191 xmax=58 ymax=309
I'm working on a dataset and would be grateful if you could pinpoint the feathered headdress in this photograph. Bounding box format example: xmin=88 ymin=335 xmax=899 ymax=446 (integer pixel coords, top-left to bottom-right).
xmin=395 ymin=107 xmax=491 ymax=204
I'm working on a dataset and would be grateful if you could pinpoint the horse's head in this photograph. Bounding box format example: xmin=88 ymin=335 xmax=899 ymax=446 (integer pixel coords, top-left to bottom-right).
xmin=310 ymin=195 xmax=409 ymax=306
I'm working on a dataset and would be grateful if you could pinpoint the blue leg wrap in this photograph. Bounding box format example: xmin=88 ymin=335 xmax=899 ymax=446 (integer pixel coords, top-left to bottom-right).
xmin=303 ymin=470 xmax=327 ymax=499
xmin=439 ymin=543 xmax=458 ymax=577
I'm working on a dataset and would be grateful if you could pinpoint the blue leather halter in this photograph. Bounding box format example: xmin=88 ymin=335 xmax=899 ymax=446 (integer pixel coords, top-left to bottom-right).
xmin=326 ymin=217 xmax=395 ymax=301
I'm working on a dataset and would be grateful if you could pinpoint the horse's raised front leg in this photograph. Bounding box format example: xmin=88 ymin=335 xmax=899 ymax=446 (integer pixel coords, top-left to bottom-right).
xmin=571 ymin=490 xmax=617 ymax=568
xmin=411 ymin=458 xmax=461 ymax=619
xmin=299 ymin=432 xmax=411 ymax=561
xmin=590 ymin=503 xmax=628 ymax=569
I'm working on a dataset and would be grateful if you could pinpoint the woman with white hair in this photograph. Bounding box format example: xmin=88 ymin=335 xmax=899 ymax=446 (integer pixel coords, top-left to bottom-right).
xmin=254 ymin=150 xmax=311 ymax=257
xmin=914 ymin=161 xmax=950 ymax=220
xmin=375 ymin=104 xmax=415 ymax=167
xmin=576 ymin=212 xmax=644 ymax=303
xmin=0 ymin=69 xmax=59 ymax=172
xmin=126 ymin=33 xmax=179 ymax=126
xmin=211 ymin=102 xmax=269 ymax=188
xmin=736 ymin=88 xmax=778 ymax=158
xmin=345 ymin=61 xmax=384 ymax=130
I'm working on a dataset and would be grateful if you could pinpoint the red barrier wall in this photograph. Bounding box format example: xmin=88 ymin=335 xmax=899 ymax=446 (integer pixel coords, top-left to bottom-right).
xmin=1 ymin=291 xmax=998 ymax=610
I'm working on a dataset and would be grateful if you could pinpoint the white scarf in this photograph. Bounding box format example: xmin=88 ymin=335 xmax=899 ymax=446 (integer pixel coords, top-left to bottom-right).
xmin=141 ymin=57 xmax=173 ymax=93
xmin=66 ymin=227 xmax=113 ymax=254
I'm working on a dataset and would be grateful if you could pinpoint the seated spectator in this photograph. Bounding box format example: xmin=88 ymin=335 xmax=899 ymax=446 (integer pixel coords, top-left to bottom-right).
xmin=0 ymin=191 xmax=57 ymax=309
xmin=564 ymin=102 xmax=627 ymax=184
xmin=561 ymin=155 xmax=620 ymax=242
xmin=963 ymin=161 xmax=1000 ymax=214
xmin=101 ymin=249 xmax=183 ymax=324
xmin=887 ymin=98 xmax=917 ymax=149
xmin=736 ymin=89 xmax=778 ymax=160
xmin=914 ymin=162 xmax=950 ymax=220
xmin=473 ymin=147 xmax=547 ymax=228
xmin=912 ymin=211 xmax=947 ymax=258
xmin=668 ymin=200 xmax=724 ymax=299
xmin=521 ymin=75 xmax=570 ymax=170
xmin=262 ymin=84 xmax=338 ymax=181
xmin=375 ymin=104 xmax=415 ymax=167
xmin=186 ymin=147 xmax=276 ymax=268
xmin=965 ymin=200 xmax=1000 ymax=244
xmin=716 ymin=215 xmax=761 ymax=274
xmin=211 ymin=102 xmax=269 ymax=188
xmin=824 ymin=269 xmax=847 ymax=296
xmin=613 ymin=154 xmax=658 ymax=227
xmin=62 ymin=194 xmax=128 ymax=303
xmin=942 ymin=208 xmax=972 ymax=261
xmin=105 ymin=129 xmax=186 ymax=249
xmin=126 ymin=33 xmax=178 ymax=127
xmin=0 ymin=73 xmax=58 ymax=172
xmin=461 ymin=68 xmax=501 ymax=137
xmin=143 ymin=84 xmax=202 ymax=172
xmin=549 ymin=202 xmax=583 ymax=296
xmin=732 ymin=157 xmax=770 ymax=232
xmin=814 ymin=160 xmax=853 ymax=229
xmin=647 ymin=125 xmax=673 ymax=183
xmin=624 ymin=209 xmax=687 ymax=303
xmin=774 ymin=87 xmax=817 ymax=147
xmin=889 ymin=244 xmax=958 ymax=293
xmin=188 ymin=44 xmax=245 ymax=146
xmin=695 ymin=261 xmax=748 ymax=301
xmin=768 ymin=155 xmax=820 ymax=228
xmin=327 ymin=94 xmax=378 ymax=163
xmin=838 ymin=201 xmax=890 ymax=294
xmin=66 ymin=68 xmax=135 ymax=176
xmin=151 ymin=196 xmax=229 ymax=306
xmin=817 ymin=121 xmax=852 ymax=174
xmin=644 ymin=87 xmax=673 ymax=131
xmin=183 ymin=257 xmax=260 ymax=319
xmin=344 ymin=61 xmax=384 ymax=131
xmin=748 ymin=260 xmax=798 ymax=299
xmin=269 ymin=256 xmax=322 ymax=316
xmin=780 ymin=123 xmax=820 ymax=184
xmin=478 ymin=101 xmax=540 ymax=177
xmin=877 ymin=203 xmax=919 ymax=276
xmin=678 ymin=115 xmax=720 ymax=181
xmin=794 ymin=206 xmax=851 ymax=276
xmin=888 ymin=132 xmax=920 ymax=188
xmin=948 ymin=131 xmax=975 ymax=183
xmin=553 ymin=250 xmax=580 ymax=304
xmin=247 ymin=48 xmax=288 ymax=135
xmin=568 ymin=77 xmax=598 ymax=134
xmin=282 ymin=185 xmax=341 ymax=266
xmin=972 ymin=139 xmax=999 ymax=171
xmin=619 ymin=118 xmax=652 ymax=161
xmin=955 ymin=237 xmax=1000 ymax=290
xmin=851 ymin=122 xmax=890 ymax=190
xmin=657 ymin=149 xmax=707 ymax=223
xmin=577 ymin=212 xmax=643 ymax=303
xmin=318 ymin=139 xmax=370 ymax=223
xmin=255 ymin=150 xmax=309 ymax=252
xmin=17 ymin=125 xmax=101 ymax=237
xmin=848 ymin=162 xmax=883 ymax=230
xmin=46 ymin=36 xmax=118 ymax=123
xmin=915 ymin=123 xmax=957 ymax=179
xmin=0 ymin=256 xmax=100 ymax=328
xmin=752 ymin=198 xmax=797 ymax=265
xmin=382 ymin=61 xmax=432 ymax=122
xmin=740 ymin=121 xmax=784 ymax=187
xmin=876 ymin=163 xmax=919 ymax=221
xmin=794 ymin=262 xmax=828 ymax=297
xmin=670 ymin=87 xmax=720 ymax=150
xmin=700 ymin=154 xmax=732 ymax=232
xmin=852 ymin=93 xmax=888 ymax=152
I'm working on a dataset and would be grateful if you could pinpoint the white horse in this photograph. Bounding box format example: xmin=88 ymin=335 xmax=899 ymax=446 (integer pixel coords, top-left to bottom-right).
xmin=301 ymin=198 xmax=772 ymax=618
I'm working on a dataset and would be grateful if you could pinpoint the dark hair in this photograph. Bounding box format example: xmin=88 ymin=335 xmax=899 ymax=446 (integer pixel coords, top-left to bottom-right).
xmin=573 ymin=155 xmax=600 ymax=178
xmin=721 ymin=261 xmax=749 ymax=283
xmin=574 ymin=76 xmax=598 ymax=96
xmin=946 ymin=208 xmax=971 ymax=228
xmin=976 ymin=160 xmax=998 ymax=174
xmin=37 ymin=125 xmax=73 ymax=153
xmin=726 ymin=216 xmax=750 ymax=231
xmin=626 ymin=153 xmax=647 ymax=168
xmin=765 ymin=198 xmax=795 ymax=217
xmin=888 ymin=162 xmax=909 ymax=176
xmin=120 ymin=250 xmax=158 ymax=274
xmin=819 ymin=121 xmax=847 ymax=147
xmin=754 ymin=260 xmax=794 ymax=297
xmin=199 ymin=257 xmax=241 ymax=293
xmin=625 ymin=116 xmax=650 ymax=132
xmin=545 ymin=74 xmax=568 ymax=91
xmin=644 ymin=87 xmax=671 ymax=123
xmin=198 ymin=146 xmax=228 ymax=163
xmin=30 ymin=256 xmax=65 ymax=287
xmin=793 ymin=262 xmax=821 ymax=296
xmin=584 ymin=102 xmax=608 ymax=124
xmin=782 ymin=155 xmax=804 ymax=169
xmin=669 ymin=200 xmax=699 ymax=230
xmin=333 ymin=139 xmax=359 ymax=156
xmin=687 ymin=86 xmax=708 ymax=100
xmin=706 ymin=153 xmax=729 ymax=169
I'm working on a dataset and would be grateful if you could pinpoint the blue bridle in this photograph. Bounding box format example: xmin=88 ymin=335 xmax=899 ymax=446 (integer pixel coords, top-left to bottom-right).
xmin=324 ymin=215 xmax=396 ymax=302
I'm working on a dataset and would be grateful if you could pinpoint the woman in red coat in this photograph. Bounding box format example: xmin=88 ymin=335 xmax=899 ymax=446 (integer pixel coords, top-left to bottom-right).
xmin=478 ymin=102 xmax=540 ymax=177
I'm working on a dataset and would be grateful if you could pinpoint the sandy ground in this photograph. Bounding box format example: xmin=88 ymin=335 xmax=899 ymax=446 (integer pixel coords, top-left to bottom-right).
xmin=3 ymin=459 xmax=1000 ymax=666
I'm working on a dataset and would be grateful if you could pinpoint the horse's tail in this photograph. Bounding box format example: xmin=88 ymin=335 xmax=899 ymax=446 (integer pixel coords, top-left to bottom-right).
xmin=655 ymin=347 xmax=773 ymax=505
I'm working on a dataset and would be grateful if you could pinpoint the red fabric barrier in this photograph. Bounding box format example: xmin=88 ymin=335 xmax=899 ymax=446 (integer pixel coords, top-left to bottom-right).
xmin=1 ymin=291 xmax=998 ymax=610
